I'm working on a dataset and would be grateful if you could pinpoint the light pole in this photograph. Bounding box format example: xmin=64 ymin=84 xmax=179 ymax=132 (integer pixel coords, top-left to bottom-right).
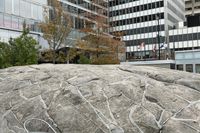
xmin=156 ymin=14 xmax=161 ymax=60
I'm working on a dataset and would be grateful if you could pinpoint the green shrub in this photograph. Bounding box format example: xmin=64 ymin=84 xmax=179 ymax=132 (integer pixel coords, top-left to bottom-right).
xmin=78 ymin=54 xmax=91 ymax=64
xmin=0 ymin=42 xmax=12 ymax=68
xmin=0 ymin=23 xmax=39 ymax=68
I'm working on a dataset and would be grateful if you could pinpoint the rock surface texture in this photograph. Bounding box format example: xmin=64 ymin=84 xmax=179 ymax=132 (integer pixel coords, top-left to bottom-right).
xmin=0 ymin=64 xmax=200 ymax=133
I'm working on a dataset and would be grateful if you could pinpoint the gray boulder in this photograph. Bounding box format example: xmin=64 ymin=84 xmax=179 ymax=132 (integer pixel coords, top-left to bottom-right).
xmin=0 ymin=64 xmax=200 ymax=133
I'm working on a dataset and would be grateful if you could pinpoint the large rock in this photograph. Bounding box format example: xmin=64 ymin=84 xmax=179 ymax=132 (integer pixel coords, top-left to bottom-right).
xmin=0 ymin=64 xmax=200 ymax=133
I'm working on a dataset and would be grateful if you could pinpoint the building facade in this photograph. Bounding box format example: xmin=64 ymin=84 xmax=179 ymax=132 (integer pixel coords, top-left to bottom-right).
xmin=185 ymin=0 xmax=200 ymax=17
xmin=169 ymin=26 xmax=200 ymax=53
xmin=0 ymin=0 xmax=48 ymax=48
xmin=109 ymin=0 xmax=185 ymax=61
xmin=175 ymin=49 xmax=200 ymax=73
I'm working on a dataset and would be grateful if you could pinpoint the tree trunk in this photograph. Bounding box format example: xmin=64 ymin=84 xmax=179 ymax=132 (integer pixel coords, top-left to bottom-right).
xmin=67 ymin=51 xmax=69 ymax=64
xmin=53 ymin=50 xmax=56 ymax=64
xmin=96 ymin=36 xmax=100 ymax=60
xmin=53 ymin=42 xmax=56 ymax=64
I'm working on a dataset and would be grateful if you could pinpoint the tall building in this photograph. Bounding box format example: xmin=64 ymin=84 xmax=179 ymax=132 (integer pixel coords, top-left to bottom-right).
xmin=0 ymin=0 xmax=48 ymax=48
xmin=109 ymin=0 xmax=185 ymax=60
xmin=185 ymin=0 xmax=200 ymax=17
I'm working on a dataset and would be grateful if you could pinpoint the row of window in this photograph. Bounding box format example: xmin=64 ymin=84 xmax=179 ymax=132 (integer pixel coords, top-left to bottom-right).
xmin=169 ymin=33 xmax=200 ymax=42
xmin=109 ymin=0 xmax=139 ymax=7
xmin=126 ymin=50 xmax=156 ymax=58
xmin=66 ymin=0 xmax=108 ymax=8
xmin=0 ymin=0 xmax=44 ymax=21
xmin=126 ymin=50 xmax=167 ymax=60
xmin=109 ymin=1 xmax=164 ymax=17
xmin=61 ymin=1 xmax=108 ymax=17
xmin=125 ymin=36 xmax=165 ymax=46
xmin=177 ymin=64 xmax=200 ymax=73
xmin=124 ymin=32 xmax=200 ymax=47
xmin=112 ymin=25 xmax=165 ymax=36
xmin=0 ymin=13 xmax=41 ymax=32
xmin=110 ymin=13 xmax=164 ymax=27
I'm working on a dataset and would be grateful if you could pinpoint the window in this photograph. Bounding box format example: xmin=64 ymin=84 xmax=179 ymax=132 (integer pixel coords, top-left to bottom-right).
xmin=152 ymin=3 xmax=155 ymax=8
xmin=156 ymin=1 xmax=160 ymax=7
xmin=4 ymin=14 xmax=11 ymax=28
xmin=137 ymin=6 xmax=139 ymax=12
xmin=169 ymin=36 xmax=174 ymax=42
xmin=31 ymin=4 xmax=38 ymax=19
xmin=144 ymin=4 xmax=147 ymax=10
xmin=144 ymin=16 xmax=148 ymax=21
xmin=188 ymin=34 xmax=193 ymax=40
xmin=186 ymin=64 xmax=193 ymax=72
xmin=20 ymin=0 xmax=26 ymax=17
xmin=183 ymin=34 xmax=188 ymax=41
xmin=174 ymin=35 xmax=178 ymax=42
xmin=196 ymin=64 xmax=200 ymax=73
xmin=0 ymin=13 xmax=3 ymax=26
xmin=25 ymin=2 xmax=31 ymax=18
xmin=13 ymin=0 xmax=20 ymax=15
xmin=12 ymin=16 xmax=19 ymax=29
xmin=5 ymin=0 xmax=12 ymax=13
xmin=193 ymin=33 xmax=198 ymax=40
xmin=178 ymin=35 xmax=183 ymax=42
xmin=177 ymin=65 xmax=183 ymax=71
xmin=148 ymin=3 xmax=152 ymax=9
xmin=37 ymin=6 xmax=43 ymax=21
xmin=18 ymin=18 xmax=24 ymax=30
xmin=160 ymin=1 xmax=164 ymax=7
xmin=0 ymin=0 xmax=5 ymax=12
xmin=198 ymin=33 xmax=200 ymax=39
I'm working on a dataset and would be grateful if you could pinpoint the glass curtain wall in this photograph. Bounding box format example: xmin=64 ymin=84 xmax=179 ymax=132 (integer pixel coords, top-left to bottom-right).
xmin=0 ymin=0 xmax=46 ymax=32
xmin=57 ymin=0 xmax=108 ymax=47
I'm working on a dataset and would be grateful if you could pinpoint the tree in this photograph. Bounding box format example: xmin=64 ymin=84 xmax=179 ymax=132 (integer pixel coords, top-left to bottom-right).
xmin=77 ymin=9 xmax=125 ymax=64
xmin=9 ymin=23 xmax=39 ymax=66
xmin=78 ymin=54 xmax=91 ymax=64
xmin=111 ymin=31 xmax=126 ymax=61
xmin=55 ymin=47 xmax=80 ymax=64
xmin=0 ymin=42 xmax=12 ymax=68
xmin=38 ymin=47 xmax=80 ymax=64
xmin=0 ymin=23 xmax=39 ymax=68
xmin=39 ymin=0 xmax=72 ymax=64
xmin=66 ymin=47 xmax=80 ymax=64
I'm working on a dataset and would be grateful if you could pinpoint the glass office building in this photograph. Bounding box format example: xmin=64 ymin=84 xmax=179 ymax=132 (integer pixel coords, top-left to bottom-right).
xmin=0 ymin=0 xmax=48 ymax=48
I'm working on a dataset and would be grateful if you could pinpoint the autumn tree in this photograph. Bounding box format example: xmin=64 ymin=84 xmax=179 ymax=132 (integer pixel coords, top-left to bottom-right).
xmin=77 ymin=11 xmax=125 ymax=64
xmin=39 ymin=0 xmax=72 ymax=64
xmin=111 ymin=31 xmax=126 ymax=61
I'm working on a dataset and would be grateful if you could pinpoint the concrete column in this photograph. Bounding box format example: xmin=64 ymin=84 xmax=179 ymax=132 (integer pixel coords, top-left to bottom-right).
xmin=183 ymin=64 xmax=186 ymax=72
xmin=192 ymin=0 xmax=195 ymax=16
xmin=193 ymin=64 xmax=196 ymax=73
